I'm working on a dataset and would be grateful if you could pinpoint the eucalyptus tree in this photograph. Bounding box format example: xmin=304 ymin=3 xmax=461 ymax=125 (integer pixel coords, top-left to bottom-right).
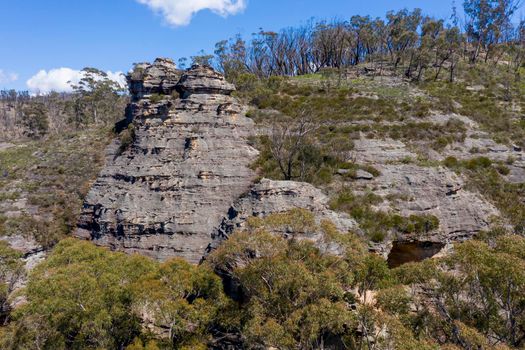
xmin=70 ymin=68 xmax=126 ymax=126
xmin=464 ymin=0 xmax=523 ymax=62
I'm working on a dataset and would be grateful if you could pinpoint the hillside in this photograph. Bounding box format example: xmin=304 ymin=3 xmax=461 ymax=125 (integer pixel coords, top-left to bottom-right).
xmin=0 ymin=58 xmax=524 ymax=349
xmin=3 ymin=3 xmax=525 ymax=349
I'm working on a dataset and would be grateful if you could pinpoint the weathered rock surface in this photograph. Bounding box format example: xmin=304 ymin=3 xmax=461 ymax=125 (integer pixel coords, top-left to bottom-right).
xmin=0 ymin=234 xmax=43 ymax=257
xmin=442 ymin=133 xmax=525 ymax=183
xmin=353 ymin=137 xmax=416 ymax=163
xmin=359 ymin=164 xmax=498 ymax=239
xmin=352 ymin=136 xmax=501 ymax=250
xmin=210 ymin=179 xmax=357 ymax=254
xmin=77 ymin=61 xmax=361 ymax=263
xmin=77 ymin=62 xmax=259 ymax=263
xmin=176 ymin=65 xmax=235 ymax=96
xmin=77 ymin=60 xmax=510 ymax=265
xmin=128 ymin=58 xmax=182 ymax=99
xmin=0 ymin=142 xmax=15 ymax=151
xmin=425 ymin=113 xmax=525 ymax=183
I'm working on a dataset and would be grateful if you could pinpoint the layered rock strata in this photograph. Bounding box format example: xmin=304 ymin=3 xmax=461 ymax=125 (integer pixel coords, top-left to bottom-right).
xmin=209 ymin=179 xmax=358 ymax=255
xmin=351 ymin=136 xmax=500 ymax=255
xmin=77 ymin=60 xmax=259 ymax=263
xmin=78 ymin=59 xmax=504 ymax=265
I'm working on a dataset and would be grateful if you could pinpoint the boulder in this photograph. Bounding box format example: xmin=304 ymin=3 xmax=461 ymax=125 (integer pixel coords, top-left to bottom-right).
xmin=355 ymin=169 xmax=374 ymax=180
xmin=176 ymin=64 xmax=235 ymax=97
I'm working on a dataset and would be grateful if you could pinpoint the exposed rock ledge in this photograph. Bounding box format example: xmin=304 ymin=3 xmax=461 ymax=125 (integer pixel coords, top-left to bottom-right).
xmin=209 ymin=179 xmax=358 ymax=255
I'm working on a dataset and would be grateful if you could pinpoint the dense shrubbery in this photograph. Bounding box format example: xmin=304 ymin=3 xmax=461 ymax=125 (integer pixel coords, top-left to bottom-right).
xmin=3 ymin=217 xmax=525 ymax=349
xmin=0 ymin=239 xmax=223 ymax=350
xmin=207 ymin=230 xmax=359 ymax=349
xmin=0 ymin=215 xmax=433 ymax=350
xmin=394 ymin=234 xmax=525 ymax=348
xmin=0 ymin=242 xmax=23 ymax=326
xmin=7 ymin=240 xmax=154 ymax=349
xmin=330 ymin=190 xmax=440 ymax=242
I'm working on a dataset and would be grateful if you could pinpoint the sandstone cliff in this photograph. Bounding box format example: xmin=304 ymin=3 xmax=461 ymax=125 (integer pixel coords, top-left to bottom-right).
xmin=77 ymin=59 xmax=260 ymax=263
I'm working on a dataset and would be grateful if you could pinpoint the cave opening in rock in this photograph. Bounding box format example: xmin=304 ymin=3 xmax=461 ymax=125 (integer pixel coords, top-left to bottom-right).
xmin=387 ymin=241 xmax=445 ymax=268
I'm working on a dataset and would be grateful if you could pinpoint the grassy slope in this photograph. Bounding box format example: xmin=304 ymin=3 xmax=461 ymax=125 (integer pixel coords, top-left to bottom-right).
xmin=240 ymin=63 xmax=525 ymax=240
xmin=0 ymin=127 xmax=114 ymax=248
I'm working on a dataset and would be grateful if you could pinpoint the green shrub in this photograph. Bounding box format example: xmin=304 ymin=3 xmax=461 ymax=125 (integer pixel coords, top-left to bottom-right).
xmin=469 ymin=146 xmax=480 ymax=154
xmin=315 ymin=166 xmax=333 ymax=185
xmin=148 ymin=93 xmax=164 ymax=104
xmin=10 ymin=239 xmax=155 ymax=349
xmin=206 ymin=229 xmax=367 ymax=349
xmin=495 ymin=163 xmax=510 ymax=175
xmin=443 ymin=156 xmax=459 ymax=168
xmin=9 ymin=239 xmax=224 ymax=350
xmin=0 ymin=191 xmax=20 ymax=201
xmin=465 ymin=156 xmax=492 ymax=170
xmin=119 ymin=123 xmax=136 ymax=154
xmin=409 ymin=215 xmax=440 ymax=234
xmin=432 ymin=136 xmax=451 ymax=150
xmin=234 ymin=73 xmax=258 ymax=93
xmin=370 ymin=231 xmax=387 ymax=243
xmin=330 ymin=190 xmax=438 ymax=241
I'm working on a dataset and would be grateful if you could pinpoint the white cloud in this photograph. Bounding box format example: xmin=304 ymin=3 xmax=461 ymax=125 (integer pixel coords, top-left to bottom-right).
xmin=0 ymin=70 xmax=19 ymax=84
xmin=26 ymin=68 xmax=127 ymax=94
xmin=106 ymin=71 xmax=128 ymax=88
xmin=137 ymin=0 xmax=247 ymax=26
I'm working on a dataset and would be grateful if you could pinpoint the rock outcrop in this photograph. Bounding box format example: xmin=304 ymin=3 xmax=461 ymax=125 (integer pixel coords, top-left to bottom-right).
xmin=209 ymin=179 xmax=358 ymax=254
xmin=77 ymin=61 xmax=259 ymax=263
xmin=419 ymin=113 xmax=525 ymax=183
xmin=128 ymin=58 xmax=182 ymax=99
xmin=359 ymin=164 xmax=499 ymax=239
xmin=351 ymin=136 xmax=500 ymax=254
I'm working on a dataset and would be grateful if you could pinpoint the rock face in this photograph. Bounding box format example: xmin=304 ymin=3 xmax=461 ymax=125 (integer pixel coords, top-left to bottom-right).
xmin=209 ymin=179 xmax=358 ymax=254
xmin=128 ymin=58 xmax=182 ymax=99
xmin=351 ymin=136 xmax=500 ymax=253
xmin=425 ymin=113 xmax=525 ymax=183
xmin=77 ymin=61 xmax=259 ymax=263
xmin=360 ymin=164 xmax=499 ymax=240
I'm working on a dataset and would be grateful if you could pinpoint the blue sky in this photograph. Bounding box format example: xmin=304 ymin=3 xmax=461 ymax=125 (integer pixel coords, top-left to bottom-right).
xmin=0 ymin=0 xmax=499 ymax=92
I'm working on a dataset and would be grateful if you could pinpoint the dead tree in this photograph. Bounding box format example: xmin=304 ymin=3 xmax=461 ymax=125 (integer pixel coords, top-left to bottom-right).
xmin=270 ymin=110 xmax=319 ymax=180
